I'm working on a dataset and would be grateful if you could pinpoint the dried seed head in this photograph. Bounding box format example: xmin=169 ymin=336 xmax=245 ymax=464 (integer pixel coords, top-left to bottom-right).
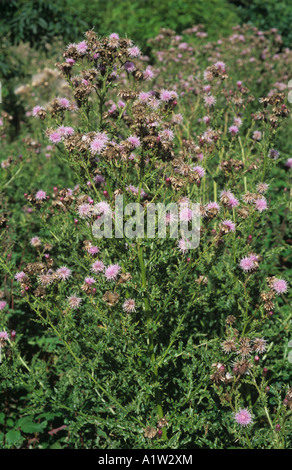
xmin=221 ymin=339 xmax=237 ymax=353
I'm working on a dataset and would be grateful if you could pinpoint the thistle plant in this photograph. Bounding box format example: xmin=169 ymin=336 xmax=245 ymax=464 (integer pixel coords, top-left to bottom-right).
xmin=0 ymin=26 xmax=291 ymax=449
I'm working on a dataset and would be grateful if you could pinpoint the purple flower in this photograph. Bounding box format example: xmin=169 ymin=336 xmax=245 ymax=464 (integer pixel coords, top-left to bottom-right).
xmin=35 ymin=190 xmax=47 ymax=200
xmin=0 ymin=301 xmax=7 ymax=311
xmin=127 ymin=135 xmax=141 ymax=148
xmin=56 ymin=266 xmax=72 ymax=281
xmin=68 ymin=295 xmax=82 ymax=309
xmin=127 ymin=46 xmax=141 ymax=58
xmin=104 ymin=264 xmax=121 ymax=280
xmin=234 ymin=408 xmax=253 ymax=426
xmin=272 ymin=278 xmax=288 ymax=295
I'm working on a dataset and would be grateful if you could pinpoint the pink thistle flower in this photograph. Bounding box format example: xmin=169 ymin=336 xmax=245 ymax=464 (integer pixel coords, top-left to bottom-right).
xmin=229 ymin=125 xmax=239 ymax=136
xmin=255 ymin=197 xmax=268 ymax=212
xmin=85 ymin=277 xmax=95 ymax=285
xmin=91 ymin=260 xmax=105 ymax=273
xmin=159 ymin=129 xmax=174 ymax=142
xmin=220 ymin=190 xmax=239 ymax=208
xmin=35 ymin=190 xmax=47 ymax=200
xmin=192 ymin=165 xmax=205 ymax=178
xmin=66 ymin=58 xmax=75 ymax=65
xmin=203 ymin=70 xmax=213 ymax=82
xmin=147 ymin=96 xmax=161 ymax=110
xmin=87 ymin=245 xmax=99 ymax=255
xmin=105 ymin=264 xmax=121 ymax=281
xmin=233 ymin=117 xmax=242 ymax=127
xmin=127 ymin=135 xmax=141 ymax=148
xmin=32 ymin=105 xmax=45 ymax=117
xmin=58 ymin=98 xmax=70 ymax=109
xmin=122 ymin=299 xmax=136 ymax=313
xmin=15 ymin=271 xmax=26 ymax=282
xmin=77 ymin=203 xmax=93 ymax=218
xmin=68 ymin=295 xmax=82 ymax=309
xmin=160 ymin=89 xmax=178 ymax=102
xmin=94 ymin=174 xmax=105 ymax=185
xmin=222 ymin=219 xmax=236 ymax=232
xmin=229 ymin=195 xmax=239 ymax=208
xmin=56 ymin=266 xmax=72 ymax=281
xmin=178 ymin=238 xmax=191 ymax=253
xmin=90 ymin=132 xmax=109 ymax=154
xmin=109 ymin=103 xmax=117 ymax=113
xmin=252 ymin=131 xmax=262 ymax=141
xmin=285 ymin=158 xmax=292 ymax=168
xmin=239 ymin=256 xmax=255 ymax=272
xmin=204 ymin=95 xmax=216 ymax=107
xmin=109 ymin=33 xmax=119 ymax=40
xmin=94 ymin=201 xmax=112 ymax=215
xmin=38 ymin=273 xmax=54 ymax=287
xmin=58 ymin=126 xmax=74 ymax=137
xmin=164 ymin=212 xmax=178 ymax=225
xmin=57 ymin=126 xmax=67 ymax=136
xmin=256 ymin=182 xmax=269 ymax=193
xmin=138 ymin=91 xmax=151 ymax=103
xmin=76 ymin=41 xmax=88 ymax=54
xmin=178 ymin=42 xmax=188 ymax=50
xmin=124 ymin=62 xmax=136 ymax=73
xmin=179 ymin=207 xmax=193 ymax=222
xmin=172 ymin=113 xmax=183 ymax=124
xmin=0 ymin=331 xmax=9 ymax=345
xmin=48 ymin=130 xmax=62 ymax=143
xmin=143 ymin=67 xmax=154 ymax=80
xmin=125 ymin=184 xmax=146 ymax=199
xmin=127 ymin=46 xmax=141 ymax=58
xmin=206 ymin=201 xmax=220 ymax=212
xmin=272 ymin=278 xmax=288 ymax=295
xmin=220 ymin=190 xmax=232 ymax=202
xmin=234 ymin=408 xmax=253 ymax=426
xmin=0 ymin=301 xmax=7 ymax=311
xmin=30 ymin=236 xmax=41 ymax=247
xmin=215 ymin=61 xmax=226 ymax=71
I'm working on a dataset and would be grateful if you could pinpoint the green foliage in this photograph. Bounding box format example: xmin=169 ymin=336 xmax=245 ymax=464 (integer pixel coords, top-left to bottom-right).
xmin=0 ymin=0 xmax=239 ymax=51
xmin=231 ymin=0 xmax=292 ymax=48
xmin=66 ymin=0 xmax=239 ymax=49
xmin=0 ymin=0 xmax=85 ymax=47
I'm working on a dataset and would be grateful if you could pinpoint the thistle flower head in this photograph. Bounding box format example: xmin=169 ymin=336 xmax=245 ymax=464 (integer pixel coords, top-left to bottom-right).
xmin=56 ymin=266 xmax=72 ymax=281
xmin=105 ymin=264 xmax=121 ymax=280
xmin=68 ymin=295 xmax=82 ymax=309
xmin=122 ymin=299 xmax=136 ymax=313
xmin=234 ymin=408 xmax=253 ymax=426
xmin=272 ymin=278 xmax=288 ymax=295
